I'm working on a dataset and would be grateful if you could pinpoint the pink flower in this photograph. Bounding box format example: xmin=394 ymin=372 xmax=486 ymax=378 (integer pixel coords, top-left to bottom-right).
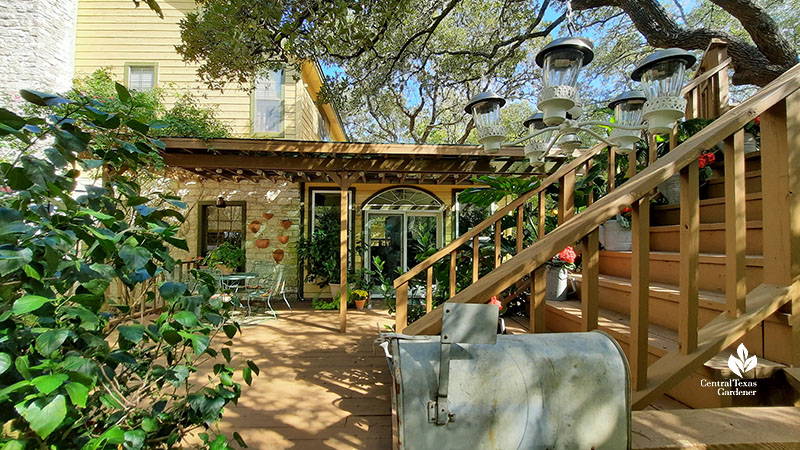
xmin=489 ymin=296 xmax=502 ymax=309
xmin=557 ymin=246 xmax=577 ymax=264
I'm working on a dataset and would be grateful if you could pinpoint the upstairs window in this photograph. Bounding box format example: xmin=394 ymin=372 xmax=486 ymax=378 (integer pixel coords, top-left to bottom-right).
xmin=317 ymin=110 xmax=330 ymax=141
xmin=127 ymin=65 xmax=156 ymax=91
xmin=254 ymin=70 xmax=283 ymax=133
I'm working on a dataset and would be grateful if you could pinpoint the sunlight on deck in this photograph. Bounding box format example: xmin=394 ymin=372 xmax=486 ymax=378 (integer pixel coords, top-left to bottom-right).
xmin=203 ymin=304 xmax=394 ymax=449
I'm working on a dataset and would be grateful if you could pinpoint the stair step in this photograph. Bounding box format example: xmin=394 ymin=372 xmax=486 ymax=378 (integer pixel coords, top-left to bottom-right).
xmin=651 ymin=192 xmax=762 ymax=225
xmin=704 ymin=169 xmax=762 ymax=198
xmin=571 ymin=273 xmax=792 ymax=364
xmin=598 ymin=250 xmax=764 ymax=293
xmin=650 ymin=221 xmax=763 ymax=254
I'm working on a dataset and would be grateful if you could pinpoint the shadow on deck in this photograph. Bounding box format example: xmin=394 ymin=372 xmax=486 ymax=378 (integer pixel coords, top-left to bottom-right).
xmin=208 ymin=303 xmax=394 ymax=449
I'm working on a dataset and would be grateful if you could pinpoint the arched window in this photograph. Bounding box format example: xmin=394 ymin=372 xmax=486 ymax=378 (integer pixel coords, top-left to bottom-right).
xmin=363 ymin=187 xmax=446 ymax=212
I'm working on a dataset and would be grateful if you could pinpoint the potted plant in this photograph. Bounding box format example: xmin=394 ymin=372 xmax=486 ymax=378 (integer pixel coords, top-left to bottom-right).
xmin=352 ymin=289 xmax=369 ymax=310
xmin=296 ymin=212 xmax=341 ymax=298
xmin=743 ymin=116 xmax=760 ymax=153
xmin=545 ymin=246 xmax=577 ymax=301
xmin=658 ymin=118 xmax=715 ymax=204
xmin=202 ymin=242 xmax=245 ymax=275
xmin=349 ymin=267 xmax=375 ymax=309
xmin=600 ymin=207 xmax=632 ymax=251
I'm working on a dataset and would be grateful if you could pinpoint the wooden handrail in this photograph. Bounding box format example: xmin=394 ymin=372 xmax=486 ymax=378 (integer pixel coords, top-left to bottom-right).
xmin=403 ymin=61 xmax=800 ymax=335
xmin=393 ymin=142 xmax=605 ymax=287
xmin=681 ymin=57 xmax=731 ymax=96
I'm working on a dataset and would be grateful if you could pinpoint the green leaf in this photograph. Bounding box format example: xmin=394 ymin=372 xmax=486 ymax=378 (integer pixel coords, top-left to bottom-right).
xmin=126 ymin=119 xmax=149 ymax=135
xmin=247 ymin=360 xmax=260 ymax=376
xmin=19 ymin=89 xmax=72 ymax=107
xmin=174 ymin=311 xmax=198 ymax=328
xmin=102 ymin=426 xmax=126 ymax=444
xmin=123 ymin=429 xmax=145 ymax=450
xmin=2 ymin=439 xmax=26 ymax=450
xmin=12 ymin=295 xmax=51 ymax=314
xmin=17 ymin=394 xmax=67 ymax=438
xmin=0 ymin=353 xmax=11 ymax=375
xmin=0 ymin=247 xmax=33 ymax=276
xmin=178 ymin=331 xmax=210 ymax=354
xmin=36 ymin=329 xmax=69 ymax=355
xmin=221 ymin=347 xmax=232 ymax=363
xmin=32 ymin=373 xmax=69 ymax=395
xmin=120 ymin=245 xmax=151 ymax=270
xmin=0 ymin=380 xmax=30 ymax=402
xmin=163 ymin=236 xmax=189 ymax=251
xmin=64 ymin=382 xmax=89 ymax=408
xmin=0 ymin=108 xmax=26 ymax=130
xmin=223 ymin=324 xmax=237 ymax=339
xmin=141 ymin=417 xmax=158 ymax=432
xmin=159 ymin=281 xmax=186 ymax=301
xmin=233 ymin=432 xmax=247 ymax=448
xmin=78 ymin=208 xmax=113 ymax=221
xmin=118 ymin=324 xmax=146 ymax=344
xmin=23 ymin=264 xmax=41 ymax=280
xmin=242 ymin=367 xmax=252 ymax=386
xmin=115 ymin=82 xmax=132 ymax=105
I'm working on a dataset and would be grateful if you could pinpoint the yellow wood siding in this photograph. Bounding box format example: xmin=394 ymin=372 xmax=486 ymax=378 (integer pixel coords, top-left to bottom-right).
xmin=75 ymin=0 xmax=340 ymax=139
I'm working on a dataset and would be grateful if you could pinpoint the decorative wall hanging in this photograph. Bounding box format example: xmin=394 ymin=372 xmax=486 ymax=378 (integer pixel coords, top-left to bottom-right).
xmin=280 ymin=219 xmax=292 ymax=229
xmin=262 ymin=213 xmax=274 ymax=220
xmin=249 ymin=220 xmax=261 ymax=233
xmin=278 ymin=235 xmax=289 ymax=244
xmin=255 ymin=239 xmax=270 ymax=249
xmin=272 ymin=249 xmax=284 ymax=264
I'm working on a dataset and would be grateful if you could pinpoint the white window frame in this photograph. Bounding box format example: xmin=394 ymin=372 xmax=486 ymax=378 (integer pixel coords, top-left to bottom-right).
xmin=253 ymin=70 xmax=284 ymax=134
xmin=126 ymin=64 xmax=156 ymax=91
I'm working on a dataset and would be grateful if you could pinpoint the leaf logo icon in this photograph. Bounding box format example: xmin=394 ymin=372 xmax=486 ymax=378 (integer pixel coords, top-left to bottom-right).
xmin=727 ymin=343 xmax=757 ymax=378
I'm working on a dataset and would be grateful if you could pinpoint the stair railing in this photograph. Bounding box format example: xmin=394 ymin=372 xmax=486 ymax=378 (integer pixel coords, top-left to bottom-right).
xmin=401 ymin=61 xmax=800 ymax=409
xmin=392 ymin=142 xmax=606 ymax=332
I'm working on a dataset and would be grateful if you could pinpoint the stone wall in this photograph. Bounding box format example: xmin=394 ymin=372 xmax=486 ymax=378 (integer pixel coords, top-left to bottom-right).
xmin=173 ymin=177 xmax=302 ymax=298
xmin=0 ymin=0 xmax=78 ymax=100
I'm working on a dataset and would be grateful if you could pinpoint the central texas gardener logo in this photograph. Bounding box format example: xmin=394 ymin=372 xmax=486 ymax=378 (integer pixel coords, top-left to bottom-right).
xmin=728 ymin=343 xmax=757 ymax=378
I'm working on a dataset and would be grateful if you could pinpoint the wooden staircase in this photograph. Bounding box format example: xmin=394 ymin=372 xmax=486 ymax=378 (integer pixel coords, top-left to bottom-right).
xmin=393 ymin=42 xmax=800 ymax=415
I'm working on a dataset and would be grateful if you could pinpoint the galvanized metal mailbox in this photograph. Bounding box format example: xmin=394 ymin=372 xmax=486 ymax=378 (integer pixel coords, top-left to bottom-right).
xmin=381 ymin=303 xmax=631 ymax=449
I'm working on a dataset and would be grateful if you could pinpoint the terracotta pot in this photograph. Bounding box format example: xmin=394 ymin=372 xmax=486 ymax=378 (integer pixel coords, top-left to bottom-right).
xmin=355 ymin=299 xmax=367 ymax=310
xmin=280 ymin=219 xmax=292 ymax=229
xmin=216 ymin=264 xmax=234 ymax=275
xmin=272 ymin=249 xmax=284 ymax=264
xmin=255 ymin=238 xmax=270 ymax=249
xmin=249 ymin=220 xmax=261 ymax=233
xmin=278 ymin=235 xmax=289 ymax=244
xmin=262 ymin=213 xmax=274 ymax=220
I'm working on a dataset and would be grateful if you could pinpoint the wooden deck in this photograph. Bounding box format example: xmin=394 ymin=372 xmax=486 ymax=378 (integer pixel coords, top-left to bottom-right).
xmin=207 ymin=304 xmax=394 ymax=449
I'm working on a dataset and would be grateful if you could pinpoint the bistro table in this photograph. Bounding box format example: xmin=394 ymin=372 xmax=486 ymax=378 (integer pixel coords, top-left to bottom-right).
xmin=220 ymin=272 xmax=258 ymax=297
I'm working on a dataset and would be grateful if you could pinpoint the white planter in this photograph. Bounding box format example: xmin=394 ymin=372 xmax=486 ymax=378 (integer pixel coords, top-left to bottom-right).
xmin=599 ymin=219 xmax=632 ymax=251
xmin=658 ymin=173 xmax=681 ymax=205
xmin=545 ymin=265 xmax=572 ymax=301
xmin=744 ymin=132 xmax=759 ymax=154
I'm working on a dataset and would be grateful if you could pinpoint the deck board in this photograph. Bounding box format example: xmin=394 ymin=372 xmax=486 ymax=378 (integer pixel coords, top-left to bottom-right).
xmin=196 ymin=304 xmax=394 ymax=449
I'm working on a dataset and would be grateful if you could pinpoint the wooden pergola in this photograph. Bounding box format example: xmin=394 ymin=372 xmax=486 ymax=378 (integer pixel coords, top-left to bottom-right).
xmin=161 ymin=137 xmax=544 ymax=332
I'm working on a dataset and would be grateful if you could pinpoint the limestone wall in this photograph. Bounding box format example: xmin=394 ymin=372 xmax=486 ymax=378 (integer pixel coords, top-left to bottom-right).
xmin=173 ymin=178 xmax=302 ymax=298
xmin=0 ymin=0 xmax=78 ymax=100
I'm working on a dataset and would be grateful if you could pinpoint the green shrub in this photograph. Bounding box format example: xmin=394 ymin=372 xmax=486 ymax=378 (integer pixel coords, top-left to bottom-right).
xmin=0 ymin=85 xmax=254 ymax=449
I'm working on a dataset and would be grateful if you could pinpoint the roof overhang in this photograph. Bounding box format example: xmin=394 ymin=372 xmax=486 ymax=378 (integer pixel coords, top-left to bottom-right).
xmin=161 ymin=137 xmax=547 ymax=185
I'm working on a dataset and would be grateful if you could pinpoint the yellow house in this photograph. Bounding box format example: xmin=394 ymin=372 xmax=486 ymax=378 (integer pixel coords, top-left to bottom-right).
xmin=74 ymin=0 xmax=346 ymax=141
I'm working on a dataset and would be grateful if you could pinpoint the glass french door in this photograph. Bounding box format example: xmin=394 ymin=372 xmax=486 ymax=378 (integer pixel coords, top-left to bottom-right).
xmin=365 ymin=212 xmax=442 ymax=281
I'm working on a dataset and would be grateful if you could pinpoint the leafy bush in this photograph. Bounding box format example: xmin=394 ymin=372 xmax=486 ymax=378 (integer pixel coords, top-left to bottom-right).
xmin=202 ymin=241 xmax=245 ymax=270
xmin=0 ymin=86 xmax=255 ymax=449
xmin=296 ymin=211 xmax=341 ymax=286
xmin=72 ymin=68 xmax=230 ymax=139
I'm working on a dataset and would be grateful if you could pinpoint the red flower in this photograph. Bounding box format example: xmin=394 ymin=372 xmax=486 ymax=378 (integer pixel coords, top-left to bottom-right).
xmin=621 ymin=206 xmax=632 ymax=213
xmin=557 ymin=246 xmax=577 ymax=264
xmin=699 ymin=156 xmax=706 ymax=169
xmin=705 ymin=153 xmax=716 ymax=164
xmin=754 ymin=116 xmax=760 ymax=126
xmin=489 ymin=296 xmax=502 ymax=309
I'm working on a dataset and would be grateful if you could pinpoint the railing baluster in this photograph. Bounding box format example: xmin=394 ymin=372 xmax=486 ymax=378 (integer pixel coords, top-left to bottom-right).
xmin=631 ymin=196 xmax=650 ymax=390
xmin=396 ymin=283 xmax=408 ymax=333
xmin=580 ymin=228 xmax=599 ymax=331
xmin=586 ymin=160 xmax=594 ymax=206
xmin=472 ymin=235 xmax=479 ymax=283
xmin=529 ymin=266 xmax=546 ymax=333
xmin=558 ymin=171 xmax=575 ymax=224
xmin=608 ymin=147 xmax=616 ymax=192
xmin=516 ymin=205 xmax=524 ymax=254
xmin=679 ymin=161 xmax=700 ymax=354
xmin=426 ymin=266 xmax=433 ymax=313
xmin=724 ymin=130 xmax=746 ymax=317
xmin=494 ymin=221 xmax=501 ymax=268
xmin=538 ymin=191 xmax=546 ymax=239
xmin=450 ymin=251 xmax=457 ymax=298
